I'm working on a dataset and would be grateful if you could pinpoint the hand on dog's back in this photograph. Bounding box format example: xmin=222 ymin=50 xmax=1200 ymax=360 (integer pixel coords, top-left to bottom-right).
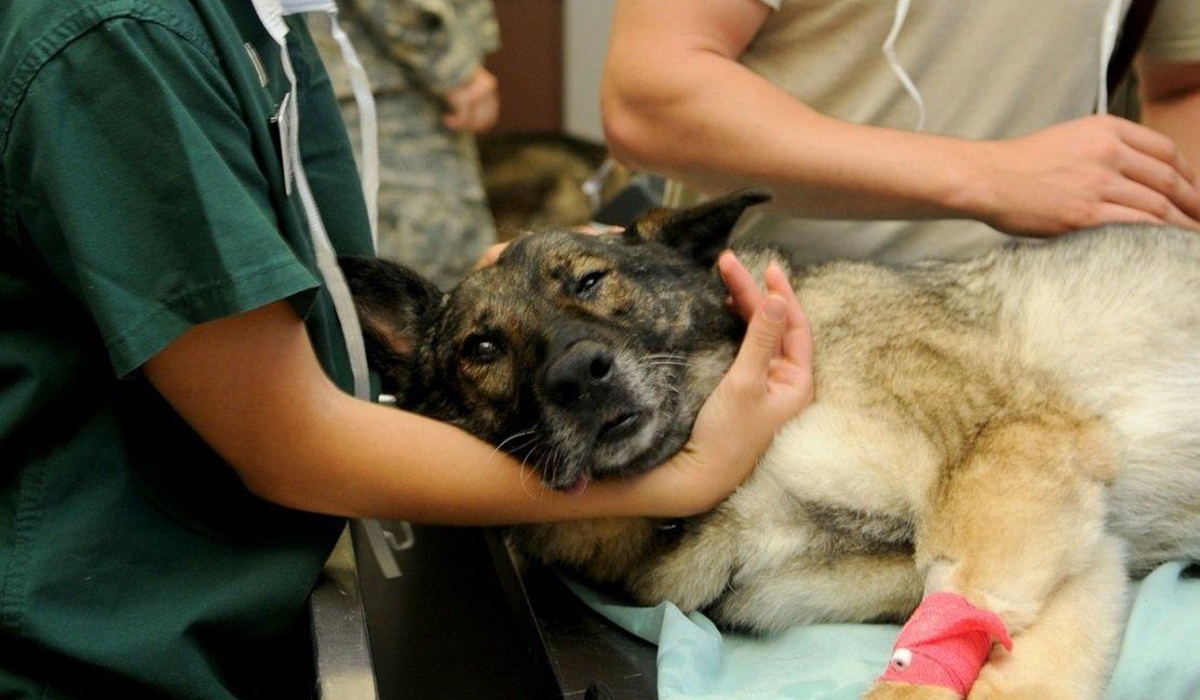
xmin=642 ymin=251 xmax=814 ymax=517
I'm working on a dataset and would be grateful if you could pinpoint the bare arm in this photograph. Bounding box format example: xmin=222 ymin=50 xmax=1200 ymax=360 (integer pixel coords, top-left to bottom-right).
xmin=142 ymin=257 xmax=812 ymax=525
xmin=1138 ymin=57 xmax=1200 ymax=183
xmin=602 ymin=0 xmax=1200 ymax=234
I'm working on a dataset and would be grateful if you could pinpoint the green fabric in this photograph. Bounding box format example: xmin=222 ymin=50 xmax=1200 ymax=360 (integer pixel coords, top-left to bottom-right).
xmin=0 ymin=0 xmax=373 ymax=698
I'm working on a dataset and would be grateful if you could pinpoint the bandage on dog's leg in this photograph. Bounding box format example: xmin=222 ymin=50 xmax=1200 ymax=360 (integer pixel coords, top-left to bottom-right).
xmin=879 ymin=592 xmax=1012 ymax=696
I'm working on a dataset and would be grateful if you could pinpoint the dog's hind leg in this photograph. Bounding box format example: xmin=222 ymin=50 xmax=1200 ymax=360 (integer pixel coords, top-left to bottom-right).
xmin=866 ymin=407 xmax=1126 ymax=700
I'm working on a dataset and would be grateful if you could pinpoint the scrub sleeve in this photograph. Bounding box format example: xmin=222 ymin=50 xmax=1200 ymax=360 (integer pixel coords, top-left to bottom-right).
xmin=0 ymin=0 xmax=372 ymax=698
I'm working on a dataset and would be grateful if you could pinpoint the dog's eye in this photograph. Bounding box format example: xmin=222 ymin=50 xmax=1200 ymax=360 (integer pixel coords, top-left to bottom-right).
xmin=461 ymin=333 xmax=504 ymax=364
xmin=574 ymin=270 xmax=607 ymax=299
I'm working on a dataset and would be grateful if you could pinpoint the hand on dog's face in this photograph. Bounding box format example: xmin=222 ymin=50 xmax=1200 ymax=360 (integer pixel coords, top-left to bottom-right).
xmin=342 ymin=190 xmax=773 ymax=491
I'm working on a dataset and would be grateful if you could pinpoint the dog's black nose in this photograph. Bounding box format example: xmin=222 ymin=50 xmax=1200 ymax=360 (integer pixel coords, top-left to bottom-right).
xmin=544 ymin=340 xmax=615 ymax=407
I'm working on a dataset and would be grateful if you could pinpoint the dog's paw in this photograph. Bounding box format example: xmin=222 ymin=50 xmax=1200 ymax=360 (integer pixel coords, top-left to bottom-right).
xmin=862 ymin=680 xmax=962 ymax=700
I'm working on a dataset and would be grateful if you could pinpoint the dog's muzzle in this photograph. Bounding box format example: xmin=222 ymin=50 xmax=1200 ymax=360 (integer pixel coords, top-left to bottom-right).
xmin=537 ymin=339 xmax=661 ymax=488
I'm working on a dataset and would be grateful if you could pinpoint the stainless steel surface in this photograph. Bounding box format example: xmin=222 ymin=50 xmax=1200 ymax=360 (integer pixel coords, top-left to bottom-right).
xmin=309 ymin=520 xmax=656 ymax=699
xmin=310 ymin=524 xmax=379 ymax=700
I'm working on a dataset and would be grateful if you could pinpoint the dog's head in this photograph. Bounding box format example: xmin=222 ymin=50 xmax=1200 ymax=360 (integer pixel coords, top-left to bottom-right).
xmin=341 ymin=189 xmax=771 ymax=491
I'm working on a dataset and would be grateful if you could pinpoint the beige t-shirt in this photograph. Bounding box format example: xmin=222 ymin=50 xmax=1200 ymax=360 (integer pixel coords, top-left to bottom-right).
xmin=666 ymin=0 xmax=1200 ymax=265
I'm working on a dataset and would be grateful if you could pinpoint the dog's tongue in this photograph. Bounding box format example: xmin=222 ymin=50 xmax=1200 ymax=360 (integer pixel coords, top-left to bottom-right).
xmin=564 ymin=475 xmax=589 ymax=496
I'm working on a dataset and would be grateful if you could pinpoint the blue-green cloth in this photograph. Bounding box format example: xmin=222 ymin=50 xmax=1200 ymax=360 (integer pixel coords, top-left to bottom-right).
xmin=567 ymin=560 xmax=1200 ymax=699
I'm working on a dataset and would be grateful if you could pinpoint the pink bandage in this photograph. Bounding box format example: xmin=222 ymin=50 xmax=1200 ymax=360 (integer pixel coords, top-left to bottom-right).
xmin=879 ymin=592 xmax=1013 ymax=697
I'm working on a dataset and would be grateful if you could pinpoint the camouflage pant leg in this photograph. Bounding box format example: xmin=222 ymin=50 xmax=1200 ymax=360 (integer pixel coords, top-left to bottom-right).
xmin=343 ymin=94 xmax=498 ymax=289
xmin=374 ymin=183 xmax=496 ymax=289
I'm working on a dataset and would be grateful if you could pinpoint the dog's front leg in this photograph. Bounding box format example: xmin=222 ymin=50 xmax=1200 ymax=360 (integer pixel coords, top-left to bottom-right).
xmin=966 ymin=543 xmax=1126 ymax=700
xmin=865 ymin=408 xmax=1127 ymax=700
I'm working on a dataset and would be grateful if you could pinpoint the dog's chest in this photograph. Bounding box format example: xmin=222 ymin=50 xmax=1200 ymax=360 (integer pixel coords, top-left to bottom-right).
xmin=686 ymin=470 xmax=923 ymax=629
xmin=719 ymin=463 xmax=916 ymax=565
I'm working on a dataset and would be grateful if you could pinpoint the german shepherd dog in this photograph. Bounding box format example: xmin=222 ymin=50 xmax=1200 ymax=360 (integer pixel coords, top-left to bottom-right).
xmin=341 ymin=190 xmax=1200 ymax=699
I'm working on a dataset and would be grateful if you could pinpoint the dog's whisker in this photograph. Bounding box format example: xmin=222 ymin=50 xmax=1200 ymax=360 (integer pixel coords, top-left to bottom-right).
xmin=517 ymin=456 xmax=540 ymax=501
xmin=642 ymin=354 xmax=688 ymax=368
xmin=498 ymin=434 xmax=539 ymax=459
xmin=495 ymin=428 xmax=537 ymax=453
xmin=643 ymin=352 xmax=686 ymax=361
xmin=519 ymin=441 xmax=554 ymax=501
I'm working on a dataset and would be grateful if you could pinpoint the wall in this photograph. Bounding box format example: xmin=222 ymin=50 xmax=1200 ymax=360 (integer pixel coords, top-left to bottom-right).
xmin=484 ymin=0 xmax=615 ymax=141
xmin=563 ymin=0 xmax=616 ymax=141
xmin=486 ymin=0 xmax=564 ymax=133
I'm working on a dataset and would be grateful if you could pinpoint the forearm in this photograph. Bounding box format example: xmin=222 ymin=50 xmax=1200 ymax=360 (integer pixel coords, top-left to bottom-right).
xmin=144 ymin=287 xmax=811 ymax=526
xmin=603 ymin=47 xmax=980 ymax=221
xmin=250 ymin=383 xmax=672 ymax=524
xmin=144 ymin=301 xmax=681 ymax=524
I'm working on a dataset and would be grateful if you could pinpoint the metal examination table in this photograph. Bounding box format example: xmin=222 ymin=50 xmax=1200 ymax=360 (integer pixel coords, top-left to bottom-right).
xmin=311 ymin=520 xmax=659 ymax=699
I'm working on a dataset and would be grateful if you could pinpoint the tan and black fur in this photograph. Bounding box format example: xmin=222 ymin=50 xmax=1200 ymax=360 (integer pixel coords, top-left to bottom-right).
xmin=342 ymin=190 xmax=1200 ymax=699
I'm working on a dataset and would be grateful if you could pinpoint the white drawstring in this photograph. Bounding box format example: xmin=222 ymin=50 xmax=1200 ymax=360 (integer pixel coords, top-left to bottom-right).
xmin=882 ymin=0 xmax=926 ymax=132
xmin=1097 ymin=0 xmax=1128 ymax=114
xmin=882 ymin=0 xmax=1125 ymax=126
xmin=328 ymin=11 xmax=380 ymax=247
xmin=251 ymin=0 xmax=399 ymax=579
xmin=275 ymin=22 xmax=373 ymax=403
xmin=270 ymin=0 xmax=380 ymax=245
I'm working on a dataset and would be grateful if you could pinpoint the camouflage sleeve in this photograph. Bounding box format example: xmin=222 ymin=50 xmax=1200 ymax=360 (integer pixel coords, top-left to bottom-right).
xmin=347 ymin=0 xmax=499 ymax=94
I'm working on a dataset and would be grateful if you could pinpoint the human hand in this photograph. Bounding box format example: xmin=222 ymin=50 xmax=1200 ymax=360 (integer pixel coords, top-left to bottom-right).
xmin=720 ymin=247 xmax=771 ymax=321
xmin=973 ymin=114 xmax=1200 ymax=235
xmin=644 ymin=252 xmax=814 ymax=516
xmin=442 ymin=66 xmax=499 ymax=133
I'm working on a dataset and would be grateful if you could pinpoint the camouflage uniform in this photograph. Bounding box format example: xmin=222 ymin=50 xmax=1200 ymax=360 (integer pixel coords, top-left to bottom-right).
xmin=315 ymin=0 xmax=500 ymax=289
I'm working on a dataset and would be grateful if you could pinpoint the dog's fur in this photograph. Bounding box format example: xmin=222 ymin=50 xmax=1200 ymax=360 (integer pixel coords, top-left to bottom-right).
xmin=342 ymin=191 xmax=1200 ymax=699
xmin=478 ymin=131 xmax=632 ymax=238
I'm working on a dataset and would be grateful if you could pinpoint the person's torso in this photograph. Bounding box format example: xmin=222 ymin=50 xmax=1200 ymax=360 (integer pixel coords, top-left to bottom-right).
xmin=669 ymin=0 xmax=1160 ymax=264
xmin=0 ymin=1 xmax=371 ymax=697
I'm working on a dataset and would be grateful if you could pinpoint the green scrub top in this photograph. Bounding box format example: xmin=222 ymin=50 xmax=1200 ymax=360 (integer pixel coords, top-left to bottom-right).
xmin=0 ymin=0 xmax=374 ymax=697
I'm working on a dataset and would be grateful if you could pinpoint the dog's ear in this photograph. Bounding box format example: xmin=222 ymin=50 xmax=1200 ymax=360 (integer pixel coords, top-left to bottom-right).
xmin=625 ymin=188 xmax=771 ymax=266
xmin=339 ymin=255 xmax=444 ymax=397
